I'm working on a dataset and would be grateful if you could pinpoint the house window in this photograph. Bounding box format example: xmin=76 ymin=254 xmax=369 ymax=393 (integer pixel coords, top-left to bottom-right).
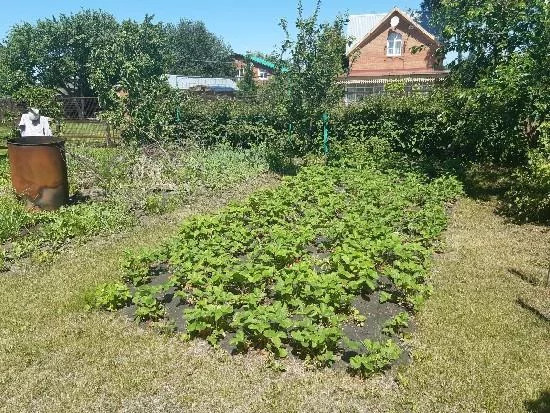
xmin=258 ymin=68 xmax=269 ymax=79
xmin=237 ymin=67 xmax=245 ymax=79
xmin=387 ymin=32 xmax=403 ymax=56
xmin=345 ymin=85 xmax=385 ymax=103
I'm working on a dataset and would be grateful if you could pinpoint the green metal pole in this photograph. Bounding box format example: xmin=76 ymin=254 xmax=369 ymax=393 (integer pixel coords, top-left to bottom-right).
xmin=322 ymin=113 xmax=329 ymax=155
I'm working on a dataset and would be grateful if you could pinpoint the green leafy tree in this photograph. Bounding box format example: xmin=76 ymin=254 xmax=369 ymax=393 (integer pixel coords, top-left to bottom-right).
xmin=237 ymin=57 xmax=257 ymax=96
xmin=428 ymin=0 xmax=549 ymax=159
xmin=429 ymin=0 xmax=548 ymax=86
xmin=0 ymin=10 xmax=119 ymax=97
xmin=0 ymin=46 xmax=20 ymax=96
xmin=89 ymin=16 xmax=169 ymax=110
xmin=271 ymin=0 xmax=348 ymax=154
xmin=166 ymin=19 xmax=234 ymax=77
xmin=418 ymin=0 xmax=442 ymax=38
xmin=89 ymin=16 xmax=177 ymax=144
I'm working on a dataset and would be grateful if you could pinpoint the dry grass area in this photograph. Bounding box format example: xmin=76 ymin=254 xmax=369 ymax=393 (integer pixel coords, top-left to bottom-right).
xmin=399 ymin=198 xmax=550 ymax=413
xmin=1 ymin=179 xmax=549 ymax=412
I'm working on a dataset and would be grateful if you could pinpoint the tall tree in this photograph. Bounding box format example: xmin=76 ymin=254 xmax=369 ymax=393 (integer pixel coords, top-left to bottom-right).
xmin=0 ymin=46 xmax=17 ymax=96
xmin=418 ymin=0 xmax=442 ymax=38
xmin=429 ymin=0 xmax=548 ymax=85
xmin=1 ymin=10 xmax=119 ymax=97
xmin=166 ymin=19 xmax=234 ymax=77
xmin=271 ymin=0 xmax=348 ymax=153
xmin=89 ymin=16 xmax=169 ymax=110
xmin=90 ymin=16 xmax=175 ymax=144
xmin=431 ymin=0 xmax=549 ymax=154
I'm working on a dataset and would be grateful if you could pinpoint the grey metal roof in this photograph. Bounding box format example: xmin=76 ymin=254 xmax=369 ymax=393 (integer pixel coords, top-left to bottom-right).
xmin=166 ymin=75 xmax=239 ymax=92
xmin=347 ymin=13 xmax=386 ymax=53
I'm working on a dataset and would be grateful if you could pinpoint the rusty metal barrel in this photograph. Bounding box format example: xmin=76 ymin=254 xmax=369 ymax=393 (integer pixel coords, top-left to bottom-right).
xmin=7 ymin=136 xmax=69 ymax=211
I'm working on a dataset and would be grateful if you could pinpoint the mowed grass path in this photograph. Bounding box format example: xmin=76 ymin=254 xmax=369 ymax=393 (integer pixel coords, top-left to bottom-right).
xmin=400 ymin=198 xmax=550 ymax=413
xmin=0 ymin=184 xmax=549 ymax=411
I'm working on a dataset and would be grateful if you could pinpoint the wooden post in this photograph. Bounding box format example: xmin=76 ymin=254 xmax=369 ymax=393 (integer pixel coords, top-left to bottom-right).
xmin=545 ymin=259 xmax=550 ymax=288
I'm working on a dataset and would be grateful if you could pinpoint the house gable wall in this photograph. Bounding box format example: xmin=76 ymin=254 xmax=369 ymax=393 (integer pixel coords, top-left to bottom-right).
xmin=349 ymin=11 xmax=441 ymax=76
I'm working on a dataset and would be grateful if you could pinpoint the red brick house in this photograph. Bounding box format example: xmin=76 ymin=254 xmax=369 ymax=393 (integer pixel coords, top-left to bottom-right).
xmin=232 ymin=54 xmax=278 ymax=82
xmin=345 ymin=7 xmax=448 ymax=102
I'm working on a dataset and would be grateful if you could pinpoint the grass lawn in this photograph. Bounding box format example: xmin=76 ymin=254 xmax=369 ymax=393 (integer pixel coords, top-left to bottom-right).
xmin=0 ymin=173 xmax=548 ymax=412
xmin=399 ymin=198 xmax=550 ymax=412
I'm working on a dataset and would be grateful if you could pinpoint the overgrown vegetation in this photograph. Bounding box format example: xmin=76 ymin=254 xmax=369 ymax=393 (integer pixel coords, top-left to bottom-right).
xmin=503 ymin=144 xmax=550 ymax=223
xmin=0 ymin=142 xmax=268 ymax=269
xmin=91 ymin=147 xmax=462 ymax=373
xmin=421 ymin=0 xmax=550 ymax=223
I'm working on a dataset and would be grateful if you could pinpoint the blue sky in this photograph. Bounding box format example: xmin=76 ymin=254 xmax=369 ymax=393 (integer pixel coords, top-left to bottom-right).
xmin=0 ymin=0 xmax=422 ymax=53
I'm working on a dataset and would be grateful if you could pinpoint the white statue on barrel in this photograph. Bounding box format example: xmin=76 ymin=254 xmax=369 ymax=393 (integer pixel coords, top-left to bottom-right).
xmin=18 ymin=108 xmax=53 ymax=137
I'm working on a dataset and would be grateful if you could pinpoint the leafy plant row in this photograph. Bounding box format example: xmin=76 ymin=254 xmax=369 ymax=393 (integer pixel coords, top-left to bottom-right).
xmin=91 ymin=159 xmax=462 ymax=376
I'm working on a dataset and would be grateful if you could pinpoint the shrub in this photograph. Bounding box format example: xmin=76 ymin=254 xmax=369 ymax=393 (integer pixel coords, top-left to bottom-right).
xmin=114 ymin=87 xmax=535 ymax=168
xmin=503 ymin=150 xmax=550 ymax=223
xmin=100 ymin=77 xmax=538 ymax=172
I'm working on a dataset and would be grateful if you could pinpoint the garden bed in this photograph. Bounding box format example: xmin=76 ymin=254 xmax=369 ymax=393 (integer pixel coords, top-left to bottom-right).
xmin=90 ymin=161 xmax=462 ymax=376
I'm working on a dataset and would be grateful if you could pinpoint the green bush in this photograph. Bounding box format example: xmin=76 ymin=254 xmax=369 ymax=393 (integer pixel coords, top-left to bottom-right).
xmin=108 ymin=86 xmax=534 ymax=168
xmin=503 ymin=150 xmax=550 ymax=223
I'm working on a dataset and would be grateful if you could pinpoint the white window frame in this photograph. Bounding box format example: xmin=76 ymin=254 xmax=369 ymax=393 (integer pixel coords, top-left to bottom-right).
xmin=258 ymin=68 xmax=269 ymax=80
xmin=237 ymin=67 xmax=245 ymax=79
xmin=387 ymin=32 xmax=403 ymax=57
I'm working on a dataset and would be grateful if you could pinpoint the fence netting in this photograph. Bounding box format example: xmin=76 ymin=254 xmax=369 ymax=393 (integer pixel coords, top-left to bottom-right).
xmin=0 ymin=97 xmax=119 ymax=145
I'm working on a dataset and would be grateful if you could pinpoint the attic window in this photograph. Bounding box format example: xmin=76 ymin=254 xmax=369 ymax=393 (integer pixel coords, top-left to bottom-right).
xmin=387 ymin=32 xmax=403 ymax=56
